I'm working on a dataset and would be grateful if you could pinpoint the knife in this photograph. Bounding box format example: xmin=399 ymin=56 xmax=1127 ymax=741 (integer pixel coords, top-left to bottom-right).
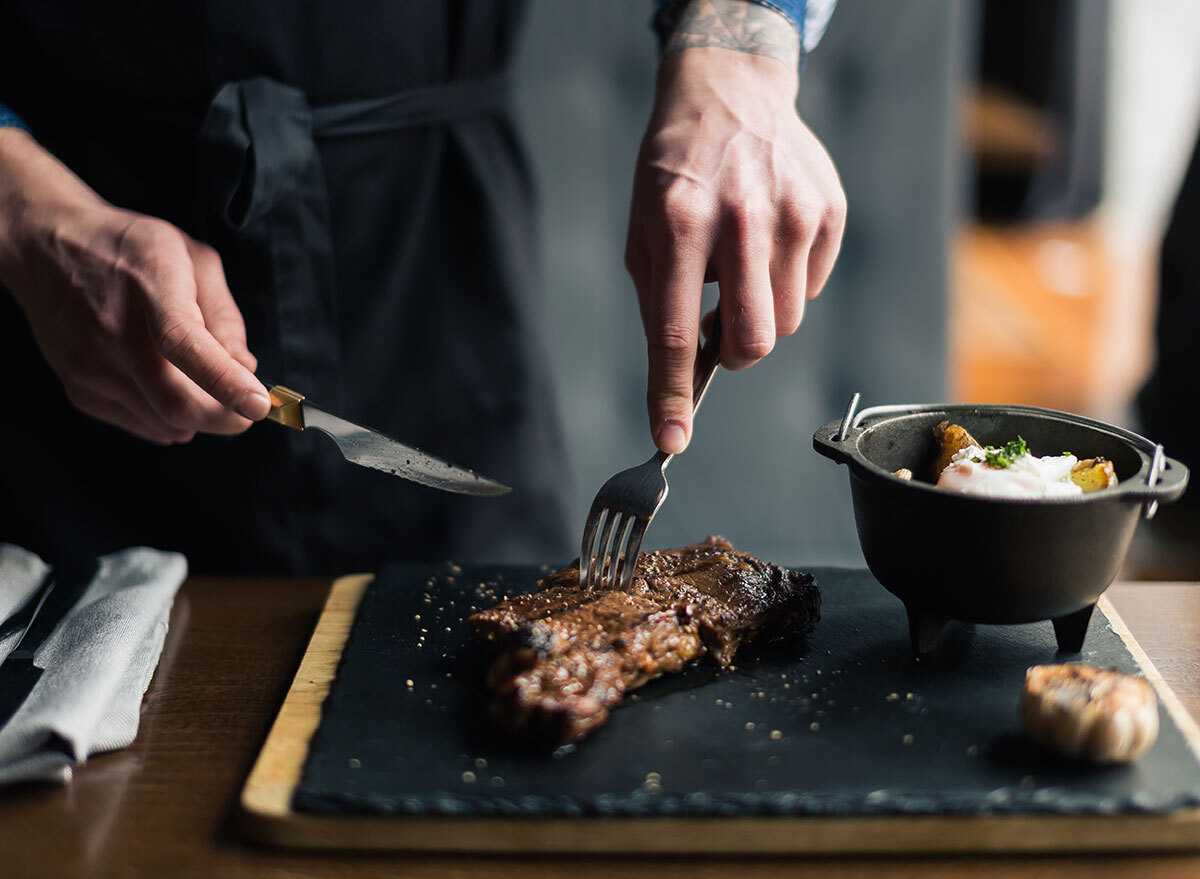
xmin=265 ymin=385 xmax=511 ymax=496
xmin=0 ymin=558 xmax=99 ymax=729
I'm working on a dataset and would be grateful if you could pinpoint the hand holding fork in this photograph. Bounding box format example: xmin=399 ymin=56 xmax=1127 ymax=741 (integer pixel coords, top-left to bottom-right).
xmin=578 ymin=303 xmax=723 ymax=590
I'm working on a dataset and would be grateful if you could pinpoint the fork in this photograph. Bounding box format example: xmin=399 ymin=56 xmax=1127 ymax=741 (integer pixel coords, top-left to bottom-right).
xmin=579 ymin=302 xmax=723 ymax=591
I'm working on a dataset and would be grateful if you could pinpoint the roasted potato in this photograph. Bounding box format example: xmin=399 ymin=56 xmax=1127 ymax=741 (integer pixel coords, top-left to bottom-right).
xmin=1070 ymin=458 xmax=1117 ymax=493
xmin=932 ymin=420 xmax=982 ymax=479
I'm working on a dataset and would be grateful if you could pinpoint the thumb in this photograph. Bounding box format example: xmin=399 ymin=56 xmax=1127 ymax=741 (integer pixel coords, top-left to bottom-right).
xmin=143 ymin=255 xmax=270 ymax=421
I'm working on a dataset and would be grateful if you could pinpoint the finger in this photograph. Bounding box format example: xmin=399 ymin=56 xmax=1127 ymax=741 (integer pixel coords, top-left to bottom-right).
xmin=124 ymin=315 xmax=254 ymax=436
xmin=805 ymin=195 xmax=847 ymax=300
xmin=229 ymin=348 xmax=257 ymax=372
xmin=185 ymin=238 xmax=258 ymax=372
xmin=646 ymin=248 xmax=707 ymax=455
xmin=61 ymin=369 xmax=200 ymax=443
xmin=714 ymin=216 xmax=774 ymax=370
xmin=769 ymin=237 xmax=810 ymax=338
xmin=65 ymin=385 xmax=192 ymax=445
xmin=140 ymin=258 xmax=270 ymax=421
xmin=624 ymin=218 xmax=653 ymax=327
xmin=131 ymin=351 xmax=255 ymax=436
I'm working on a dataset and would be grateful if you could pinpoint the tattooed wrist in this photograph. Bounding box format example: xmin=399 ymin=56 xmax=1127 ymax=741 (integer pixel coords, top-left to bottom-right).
xmin=662 ymin=0 xmax=800 ymax=66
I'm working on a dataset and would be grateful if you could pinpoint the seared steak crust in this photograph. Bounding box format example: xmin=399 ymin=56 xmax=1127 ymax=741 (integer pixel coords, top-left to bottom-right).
xmin=468 ymin=536 xmax=820 ymax=746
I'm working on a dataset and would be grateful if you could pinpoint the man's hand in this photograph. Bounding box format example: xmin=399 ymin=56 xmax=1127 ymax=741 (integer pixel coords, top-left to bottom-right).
xmin=626 ymin=0 xmax=846 ymax=454
xmin=0 ymin=128 xmax=270 ymax=445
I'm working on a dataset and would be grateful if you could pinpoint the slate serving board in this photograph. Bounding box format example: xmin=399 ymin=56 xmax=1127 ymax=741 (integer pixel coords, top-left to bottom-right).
xmin=241 ymin=565 xmax=1200 ymax=853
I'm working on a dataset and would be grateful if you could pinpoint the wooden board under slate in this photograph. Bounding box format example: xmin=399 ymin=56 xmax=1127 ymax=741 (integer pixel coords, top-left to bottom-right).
xmin=240 ymin=565 xmax=1200 ymax=853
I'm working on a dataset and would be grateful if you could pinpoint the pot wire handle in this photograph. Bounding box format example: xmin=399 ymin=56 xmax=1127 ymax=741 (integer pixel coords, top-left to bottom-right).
xmin=1144 ymin=443 xmax=1165 ymax=520
xmin=836 ymin=392 xmax=862 ymax=442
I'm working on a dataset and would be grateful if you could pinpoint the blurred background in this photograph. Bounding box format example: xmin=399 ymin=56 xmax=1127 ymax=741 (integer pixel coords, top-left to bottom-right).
xmin=513 ymin=0 xmax=1200 ymax=575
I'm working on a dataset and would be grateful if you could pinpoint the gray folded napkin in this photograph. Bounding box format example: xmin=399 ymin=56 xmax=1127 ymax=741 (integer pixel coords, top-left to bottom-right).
xmin=0 ymin=544 xmax=186 ymax=785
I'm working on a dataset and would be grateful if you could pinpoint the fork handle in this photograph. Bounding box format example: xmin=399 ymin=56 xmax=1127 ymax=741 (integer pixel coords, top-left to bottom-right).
xmin=659 ymin=301 xmax=722 ymax=469
xmin=691 ymin=301 xmax=722 ymax=415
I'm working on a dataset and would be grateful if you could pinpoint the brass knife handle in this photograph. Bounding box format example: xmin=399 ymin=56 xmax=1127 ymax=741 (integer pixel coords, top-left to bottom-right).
xmin=267 ymin=385 xmax=306 ymax=430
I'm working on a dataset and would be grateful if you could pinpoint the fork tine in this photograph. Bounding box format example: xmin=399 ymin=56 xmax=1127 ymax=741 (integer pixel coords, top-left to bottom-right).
xmin=585 ymin=508 xmax=613 ymax=590
xmin=579 ymin=504 xmax=606 ymax=588
xmin=614 ymin=513 xmax=643 ymax=590
xmin=609 ymin=520 xmax=629 ymax=590
xmin=604 ymin=514 xmax=634 ymax=590
xmin=617 ymin=518 xmax=649 ymax=592
xmin=595 ymin=510 xmax=623 ymax=590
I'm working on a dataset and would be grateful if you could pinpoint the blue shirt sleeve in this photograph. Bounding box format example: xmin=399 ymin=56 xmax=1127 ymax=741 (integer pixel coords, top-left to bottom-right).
xmin=0 ymin=103 xmax=30 ymax=133
xmin=652 ymin=0 xmax=836 ymax=60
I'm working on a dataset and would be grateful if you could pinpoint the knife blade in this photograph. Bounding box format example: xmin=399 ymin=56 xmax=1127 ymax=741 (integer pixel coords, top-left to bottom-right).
xmin=0 ymin=558 xmax=99 ymax=729
xmin=265 ymin=385 xmax=511 ymax=496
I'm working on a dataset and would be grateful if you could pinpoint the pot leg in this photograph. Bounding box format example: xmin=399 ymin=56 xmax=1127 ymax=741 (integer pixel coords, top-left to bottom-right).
xmin=905 ymin=606 xmax=948 ymax=654
xmin=1052 ymin=604 xmax=1095 ymax=653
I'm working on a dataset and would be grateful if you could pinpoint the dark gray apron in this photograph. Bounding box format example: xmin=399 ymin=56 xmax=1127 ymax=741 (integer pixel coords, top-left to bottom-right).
xmin=0 ymin=1 xmax=574 ymax=574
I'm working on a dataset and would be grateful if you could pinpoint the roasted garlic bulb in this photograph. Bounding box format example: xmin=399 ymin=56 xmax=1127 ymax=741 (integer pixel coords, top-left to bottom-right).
xmin=1020 ymin=663 xmax=1159 ymax=763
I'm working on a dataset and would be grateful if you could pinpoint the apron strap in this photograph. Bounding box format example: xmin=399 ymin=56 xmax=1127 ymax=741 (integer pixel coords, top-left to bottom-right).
xmin=312 ymin=74 xmax=511 ymax=138
xmin=198 ymin=74 xmax=511 ymax=230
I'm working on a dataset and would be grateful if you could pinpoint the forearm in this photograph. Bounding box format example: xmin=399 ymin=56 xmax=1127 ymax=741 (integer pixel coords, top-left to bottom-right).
xmin=0 ymin=127 xmax=41 ymax=282
xmin=655 ymin=0 xmax=801 ymax=123
xmin=661 ymin=0 xmax=800 ymax=71
xmin=0 ymin=128 xmax=103 ymax=288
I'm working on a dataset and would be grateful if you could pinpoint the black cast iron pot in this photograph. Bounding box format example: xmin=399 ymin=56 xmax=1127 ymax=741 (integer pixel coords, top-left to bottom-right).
xmin=813 ymin=396 xmax=1190 ymax=654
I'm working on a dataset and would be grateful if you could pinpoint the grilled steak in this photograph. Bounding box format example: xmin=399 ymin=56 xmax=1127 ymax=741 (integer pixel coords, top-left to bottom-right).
xmin=468 ymin=536 xmax=820 ymax=746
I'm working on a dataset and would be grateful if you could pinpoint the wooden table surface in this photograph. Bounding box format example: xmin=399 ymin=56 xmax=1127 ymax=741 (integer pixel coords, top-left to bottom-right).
xmin=1 ymin=577 xmax=1198 ymax=879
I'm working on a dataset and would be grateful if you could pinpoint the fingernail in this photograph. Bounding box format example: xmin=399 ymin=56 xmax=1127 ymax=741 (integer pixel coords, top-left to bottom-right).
xmin=658 ymin=421 xmax=688 ymax=455
xmin=237 ymin=390 xmax=270 ymax=420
